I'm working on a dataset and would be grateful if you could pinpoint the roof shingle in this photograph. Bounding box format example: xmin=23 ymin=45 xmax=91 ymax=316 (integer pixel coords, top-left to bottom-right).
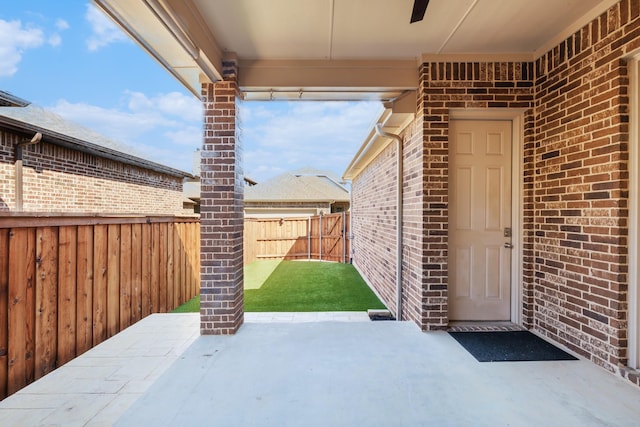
xmin=245 ymin=168 xmax=349 ymax=203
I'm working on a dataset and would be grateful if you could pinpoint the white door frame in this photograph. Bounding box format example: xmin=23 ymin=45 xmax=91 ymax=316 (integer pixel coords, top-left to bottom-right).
xmin=628 ymin=57 xmax=639 ymax=369
xmin=449 ymin=108 xmax=526 ymax=325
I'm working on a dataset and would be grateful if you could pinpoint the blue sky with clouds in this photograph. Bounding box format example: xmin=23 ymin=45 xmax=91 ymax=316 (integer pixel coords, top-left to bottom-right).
xmin=0 ymin=1 xmax=382 ymax=183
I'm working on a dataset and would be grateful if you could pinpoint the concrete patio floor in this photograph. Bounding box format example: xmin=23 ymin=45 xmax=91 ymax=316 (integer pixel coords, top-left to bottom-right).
xmin=1 ymin=313 xmax=639 ymax=426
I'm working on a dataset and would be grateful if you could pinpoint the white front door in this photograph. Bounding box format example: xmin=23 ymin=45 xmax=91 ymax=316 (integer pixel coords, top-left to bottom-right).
xmin=449 ymin=120 xmax=513 ymax=321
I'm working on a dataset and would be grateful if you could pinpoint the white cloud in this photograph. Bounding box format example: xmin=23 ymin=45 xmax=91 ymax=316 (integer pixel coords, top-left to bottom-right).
xmin=48 ymin=33 xmax=62 ymax=47
xmin=56 ymin=19 xmax=70 ymax=31
xmin=50 ymin=91 xmax=202 ymax=172
xmin=126 ymin=91 xmax=202 ymax=122
xmin=0 ymin=19 xmax=45 ymax=77
xmin=165 ymin=126 xmax=202 ymax=146
xmin=48 ymin=18 xmax=69 ymax=47
xmin=85 ymin=4 xmax=128 ymax=51
xmin=52 ymin=99 xmax=153 ymax=141
xmin=47 ymin=95 xmax=382 ymax=181
xmin=239 ymin=101 xmax=382 ymax=182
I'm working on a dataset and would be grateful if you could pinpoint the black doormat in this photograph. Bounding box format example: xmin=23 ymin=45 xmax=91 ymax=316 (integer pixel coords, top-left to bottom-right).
xmin=448 ymin=331 xmax=578 ymax=362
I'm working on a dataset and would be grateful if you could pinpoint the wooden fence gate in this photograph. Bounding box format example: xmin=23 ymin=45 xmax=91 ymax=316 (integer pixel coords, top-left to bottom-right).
xmin=244 ymin=212 xmax=350 ymax=265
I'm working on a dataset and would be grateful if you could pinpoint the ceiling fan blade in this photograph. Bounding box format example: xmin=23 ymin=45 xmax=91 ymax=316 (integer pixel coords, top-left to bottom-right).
xmin=410 ymin=0 xmax=430 ymax=23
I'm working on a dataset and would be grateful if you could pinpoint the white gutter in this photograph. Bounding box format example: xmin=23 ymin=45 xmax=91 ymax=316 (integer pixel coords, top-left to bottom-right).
xmin=374 ymin=124 xmax=403 ymax=321
xmin=344 ymin=108 xmax=391 ymax=178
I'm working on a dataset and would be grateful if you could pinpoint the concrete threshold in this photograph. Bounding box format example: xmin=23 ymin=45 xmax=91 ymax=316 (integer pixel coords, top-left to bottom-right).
xmin=448 ymin=321 xmax=526 ymax=332
xmin=245 ymin=311 xmax=370 ymax=323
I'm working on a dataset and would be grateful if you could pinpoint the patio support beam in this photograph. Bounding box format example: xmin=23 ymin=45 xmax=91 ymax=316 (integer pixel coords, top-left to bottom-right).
xmin=239 ymin=59 xmax=418 ymax=101
xmin=200 ymin=54 xmax=244 ymax=335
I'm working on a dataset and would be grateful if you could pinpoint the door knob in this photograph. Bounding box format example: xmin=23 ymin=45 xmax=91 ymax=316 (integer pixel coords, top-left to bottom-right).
xmin=504 ymin=243 xmax=514 ymax=249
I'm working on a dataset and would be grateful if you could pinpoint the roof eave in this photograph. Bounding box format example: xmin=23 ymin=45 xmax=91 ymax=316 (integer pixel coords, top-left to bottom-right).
xmin=92 ymin=0 xmax=224 ymax=97
xmin=245 ymin=199 xmax=350 ymax=203
xmin=343 ymin=91 xmax=416 ymax=180
xmin=0 ymin=116 xmax=193 ymax=179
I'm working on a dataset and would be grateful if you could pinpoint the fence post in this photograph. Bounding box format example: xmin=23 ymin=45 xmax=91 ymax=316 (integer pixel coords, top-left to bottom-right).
xmin=319 ymin=213 xmax=323 ymax=261
xmin=307 ymin=216 xmax=311 ymax=261
xmin=342 ymin=211 xmax=346 ymax=263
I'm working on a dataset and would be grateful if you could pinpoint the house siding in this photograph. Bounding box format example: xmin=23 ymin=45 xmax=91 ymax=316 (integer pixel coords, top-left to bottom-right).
xmin=350 ymin=0 xmax=640 ymax=386
xmin=352 ymin=59 xmax=537 ymax=329
xmin=352 ymin=142 xmax=399 ymax=318
xmin=0 ymin=129 xmax=184 ymax=215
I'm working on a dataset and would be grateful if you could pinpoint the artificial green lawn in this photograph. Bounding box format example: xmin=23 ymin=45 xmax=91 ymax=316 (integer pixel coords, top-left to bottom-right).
xmin=172 ymin=260 xmax=386 ymax=312
xmin=171 ymin=295 xmax=201 ymax=313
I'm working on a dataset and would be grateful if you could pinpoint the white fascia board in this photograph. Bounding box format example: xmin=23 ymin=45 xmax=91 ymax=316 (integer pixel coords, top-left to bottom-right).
xmin=343 ymin=92 xmax=416 ymax=180
xmin=93 ymin=0 xmax=222 ymax=97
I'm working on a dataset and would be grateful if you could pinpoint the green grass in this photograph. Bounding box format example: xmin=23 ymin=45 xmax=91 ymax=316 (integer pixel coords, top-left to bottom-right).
xmin=172 ymin=260 xmax=386 ymax=313
xmin=244 ymin=259 xmax=281 ymax=289
xmin=246 ymin=260 xmax=386 ymax=312
xmin=171 ymin=295 xmax=200 ymax=313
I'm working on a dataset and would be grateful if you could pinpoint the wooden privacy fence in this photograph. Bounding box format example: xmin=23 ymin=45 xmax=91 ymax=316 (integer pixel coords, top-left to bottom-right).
xmin=244 ymin=212 xmax=350 ymax=265
xmin=0 ymin=215 xmax=200 ymax=399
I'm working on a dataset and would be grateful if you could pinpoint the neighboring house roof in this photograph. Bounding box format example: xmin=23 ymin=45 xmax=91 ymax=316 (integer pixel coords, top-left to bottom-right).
xmin=192 ymin=148 xmax=257 ymax=182
xmin=0 ymin=90 xmax=29 ymax=107
xmin=0 ymin=103 xmax=192 ymax=178
xmin=183 ymin=176 xmax=259 ymax=203
xmin=245 ymin=167 xmax=349 ymax=203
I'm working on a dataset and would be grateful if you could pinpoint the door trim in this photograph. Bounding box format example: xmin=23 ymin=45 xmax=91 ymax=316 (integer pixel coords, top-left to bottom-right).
xmin=450 ymin=108 xmax=525 ymax=325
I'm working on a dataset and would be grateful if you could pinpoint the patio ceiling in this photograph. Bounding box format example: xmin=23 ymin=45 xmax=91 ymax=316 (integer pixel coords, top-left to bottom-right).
xmin=94 ymin=0 xmax=616 ymax=100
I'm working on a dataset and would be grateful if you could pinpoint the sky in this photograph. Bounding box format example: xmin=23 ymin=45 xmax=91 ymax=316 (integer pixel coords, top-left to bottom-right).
xmin=0 ymin=1 xmax=383 ymax=183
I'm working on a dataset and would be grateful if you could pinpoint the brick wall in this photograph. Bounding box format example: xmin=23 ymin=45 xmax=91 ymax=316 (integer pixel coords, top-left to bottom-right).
xmin=351 ymin=116 xmax=426 ymax=324
xmin=532 ymin=0 xmax=639 ymax=377
xmin=352 ymin=141 xmax=399 ymax=316
xmin=352 ymin=63 xmax=535 ymax=329
xmin=199 ymin=56 xmax=244 ymax=335
xmin=401 ymin=117 xmax=428 ymax=326
xmin=419 ymin=61 xmax=535 ymax=330
xmin=0 ymin=129 xmax=184 ymax=215
xmin=350 ymin=0 xmax=640 ymax=386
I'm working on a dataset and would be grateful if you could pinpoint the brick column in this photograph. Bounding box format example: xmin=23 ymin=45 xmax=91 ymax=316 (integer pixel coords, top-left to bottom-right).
xmin=200 ymin=57 xmax=244 ymax=335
